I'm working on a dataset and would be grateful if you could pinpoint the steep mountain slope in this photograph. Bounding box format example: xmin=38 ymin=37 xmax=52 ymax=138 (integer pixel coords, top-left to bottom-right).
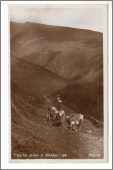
xmin=11 ymin=22 xmax=103 ymax=80
xmin=11 ymin=57 xmax=103 ymax=159
xmin=11 ymin=58 xmax=66 ymax=97
xmin=11 ymin=22 xmax=103 ymax=122
xmin=11 ymin=22 xmax=103 ymax=159
xmin=11 ymin=87 xmax=103 ymax=159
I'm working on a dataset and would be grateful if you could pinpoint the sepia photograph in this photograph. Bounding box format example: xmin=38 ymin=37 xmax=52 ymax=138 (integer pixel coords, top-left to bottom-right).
xmin=9 ymin=3 xmax=108 ymax=161
xmin=10 ymin=3 xmax=107 ymax=160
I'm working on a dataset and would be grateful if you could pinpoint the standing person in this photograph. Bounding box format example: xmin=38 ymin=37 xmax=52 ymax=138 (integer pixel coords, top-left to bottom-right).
xmin=56 ymin=95 xmax=63 ymax=111
xmin=56 ymin=95 xmax=66 ymax=123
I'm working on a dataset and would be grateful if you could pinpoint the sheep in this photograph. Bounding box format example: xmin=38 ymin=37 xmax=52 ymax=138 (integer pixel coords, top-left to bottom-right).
xmin=66 ymin=113 xmax=84 ymax=131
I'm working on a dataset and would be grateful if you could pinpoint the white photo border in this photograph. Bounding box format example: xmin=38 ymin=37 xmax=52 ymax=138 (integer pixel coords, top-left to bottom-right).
xmin=1 ymin=1 xmax=112 ymax=169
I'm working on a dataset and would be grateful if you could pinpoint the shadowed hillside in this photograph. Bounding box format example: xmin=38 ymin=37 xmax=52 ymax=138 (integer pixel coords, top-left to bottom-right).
xmin=11 ymin=22 xmax=103 ymax=159
xmin=11 ymin=22 xmax=102 ymax=79
xmin=11 ymin=22 xmax=103 ymax=121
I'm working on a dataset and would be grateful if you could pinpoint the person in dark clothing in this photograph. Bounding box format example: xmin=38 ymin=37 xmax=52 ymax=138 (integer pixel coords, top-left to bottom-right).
xmin=56 ymin=95 xmax=63 ymax=111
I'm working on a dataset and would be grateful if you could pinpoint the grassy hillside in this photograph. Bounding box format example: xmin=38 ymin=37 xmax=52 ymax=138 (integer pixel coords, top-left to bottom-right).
xmin=11 ymin=22 xmax=103 ymax=80
xmin=11 ymin=22 xmax=103 ymax=121
xmin=11 ymin=22 xmax=103 ymax=159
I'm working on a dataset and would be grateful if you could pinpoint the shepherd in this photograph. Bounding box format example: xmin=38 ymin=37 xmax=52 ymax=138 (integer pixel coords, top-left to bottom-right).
xmin=56 ymin=95 xmax=63 ymax=111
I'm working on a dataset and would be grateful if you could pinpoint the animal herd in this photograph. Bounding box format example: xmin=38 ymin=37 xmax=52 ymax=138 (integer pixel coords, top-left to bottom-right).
xmin=47 ymin=105 xmax=84 ymax=132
